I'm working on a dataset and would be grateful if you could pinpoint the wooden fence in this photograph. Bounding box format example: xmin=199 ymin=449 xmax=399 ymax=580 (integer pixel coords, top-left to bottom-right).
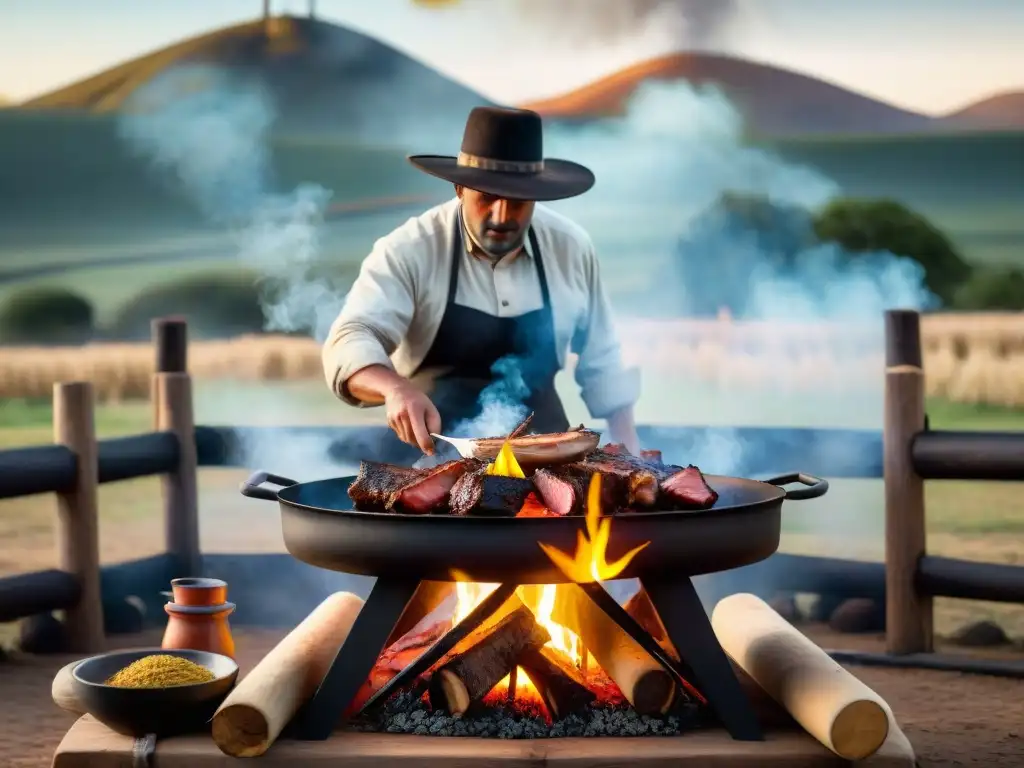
xmin=0 ymin=311 xmax=1022 ymax=664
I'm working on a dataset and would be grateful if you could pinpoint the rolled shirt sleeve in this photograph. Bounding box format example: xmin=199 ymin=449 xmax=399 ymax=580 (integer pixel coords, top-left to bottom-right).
xmin=570 ymin=240 xmax=641 ymax=419
xmin=321 ymin=241 xmax=417 ymax=406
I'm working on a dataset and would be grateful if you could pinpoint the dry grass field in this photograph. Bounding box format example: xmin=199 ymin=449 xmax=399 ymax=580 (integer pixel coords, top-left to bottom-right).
xmin=0 ymin=313 xmax=1021 ymax=405
xmin=0 ymin=312 xmax=1022 ymax=644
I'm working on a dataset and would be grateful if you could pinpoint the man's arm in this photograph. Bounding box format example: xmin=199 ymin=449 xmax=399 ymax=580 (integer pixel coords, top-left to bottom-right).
xmin=570 ymin=240 xmax=641 ymax=453
xmin=321 ymin=241 xmax=417 ymax=407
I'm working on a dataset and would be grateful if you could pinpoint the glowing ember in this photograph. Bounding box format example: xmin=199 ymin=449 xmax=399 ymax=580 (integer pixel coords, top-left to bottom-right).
xmin=539 ymin=474 xmax=650 ymax=583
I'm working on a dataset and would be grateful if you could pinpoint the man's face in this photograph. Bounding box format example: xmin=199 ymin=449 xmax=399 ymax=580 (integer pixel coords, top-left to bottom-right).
xmin=457 ymin=186 xmax=535 ymax=257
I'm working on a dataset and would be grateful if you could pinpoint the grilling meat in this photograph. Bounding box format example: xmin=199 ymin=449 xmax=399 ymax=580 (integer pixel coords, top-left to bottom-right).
xmin=448 ymin=467 xmax=534 ymax=516
xmin=579 ymin=451 xmax=660 ymax=508
xmin=660 ymin=465 xmax=719 ymax=509
xmin=532 ymin=464 xmax=595 ymax=516
xmin=349 ymin=459 xmax=479 ymax=514
xmin=345 ymin=430 xmax=719 ymax=515
xmin=467 ymin=425 xmax=601 ymax=467
xmin=586 ymin=449 xmax=719 ymax=510
xmin=533 ymin=459 xmax=662 ymax=515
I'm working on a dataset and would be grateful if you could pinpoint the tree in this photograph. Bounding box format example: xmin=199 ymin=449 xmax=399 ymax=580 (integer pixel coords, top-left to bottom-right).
xmin=812 ymin=198 xmax=972 ymax=307
xmin=0 ymin=288 xmax=94 ymax=345
xmin=954 ymin=267 xmax=1024 ymax=311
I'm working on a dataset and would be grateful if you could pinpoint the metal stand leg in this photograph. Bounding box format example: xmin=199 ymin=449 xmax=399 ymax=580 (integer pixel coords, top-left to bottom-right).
xmin=642 ymin=577 xmax=763 ymax=741
xmin=292 ymin=577 xmax=420 ymax=740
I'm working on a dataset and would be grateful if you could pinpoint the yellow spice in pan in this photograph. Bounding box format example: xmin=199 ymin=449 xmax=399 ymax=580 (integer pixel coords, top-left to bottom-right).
xmin=106 ymin=654 xmax=215 ymax=688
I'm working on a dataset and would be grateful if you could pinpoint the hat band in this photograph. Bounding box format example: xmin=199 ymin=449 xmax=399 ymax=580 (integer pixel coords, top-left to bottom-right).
xmin=457 ymin=152 xmax=544 ymax=174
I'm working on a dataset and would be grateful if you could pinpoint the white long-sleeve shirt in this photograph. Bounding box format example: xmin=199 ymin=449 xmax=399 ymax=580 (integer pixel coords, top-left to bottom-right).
xmin=322 ymin=197 xmax=640 ymax=419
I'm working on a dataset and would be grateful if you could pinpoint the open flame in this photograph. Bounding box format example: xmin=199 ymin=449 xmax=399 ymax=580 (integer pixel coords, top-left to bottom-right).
xmin=539 ymin=473 xmax=650 ymax=583
xmin=451 ymin=441 xmax=651 ymax=704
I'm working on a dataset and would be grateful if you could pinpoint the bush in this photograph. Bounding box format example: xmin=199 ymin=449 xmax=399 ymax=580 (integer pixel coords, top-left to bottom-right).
xmin=954 ymin=267 xmax=1024 ymax=311
xmin=813 ymin=198 xmax=972 ymax=307
xmin=0 ymin=287 xmax=94 ymax=345
xmin=109 ymin=271 xmax=267 ymax=341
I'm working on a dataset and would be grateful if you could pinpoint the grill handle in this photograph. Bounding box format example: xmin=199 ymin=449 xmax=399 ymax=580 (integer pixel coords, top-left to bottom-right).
xmin=239 ymin=471 xmax=299 ymax=502
xmin=763 ymin=472 xmax=829 ymax=501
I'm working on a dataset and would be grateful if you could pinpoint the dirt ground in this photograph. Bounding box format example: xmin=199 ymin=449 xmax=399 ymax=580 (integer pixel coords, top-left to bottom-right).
xmin=3 ymin=624 xmax=1022 ymax=768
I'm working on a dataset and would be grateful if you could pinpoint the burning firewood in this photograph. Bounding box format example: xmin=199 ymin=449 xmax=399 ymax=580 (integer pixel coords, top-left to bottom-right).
xmin=551 ymin=585 xmax=678 ymax=716
xmin=428 ymin=605 xmax=550 ymax=716
xmin=518 ymin=646 xmax=596 ymax=719
xmin=623 ymin=588 xmax=678 ymax=659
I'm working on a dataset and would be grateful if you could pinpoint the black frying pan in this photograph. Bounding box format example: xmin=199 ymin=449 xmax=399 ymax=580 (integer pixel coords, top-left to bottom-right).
xmin=239 ymin=470 xmax=827 ymax=584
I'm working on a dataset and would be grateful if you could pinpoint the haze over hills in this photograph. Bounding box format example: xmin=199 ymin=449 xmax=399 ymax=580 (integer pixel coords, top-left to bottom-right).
xmin=945 ymin=92 xmax=1024 ymax=132
xmin=20 ymin=15 xmax=494 ymax=145
xmin=521 ymin=53 xmax=942 ymax=137
xmin=15 ymin=16 xmax=1024 ymax=138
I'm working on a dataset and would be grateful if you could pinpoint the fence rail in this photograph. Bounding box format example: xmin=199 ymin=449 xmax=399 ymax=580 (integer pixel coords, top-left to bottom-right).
xmin=0 ymin=312 xmax=1022 ymax=667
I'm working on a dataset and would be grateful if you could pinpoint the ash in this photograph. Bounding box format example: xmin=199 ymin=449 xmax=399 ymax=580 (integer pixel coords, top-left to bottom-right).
xmin=347 ymin=691 xmax=705 ymax=739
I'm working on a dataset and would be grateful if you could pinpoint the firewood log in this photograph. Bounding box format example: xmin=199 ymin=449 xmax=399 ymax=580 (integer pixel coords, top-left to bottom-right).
xmin=428 ymin=605 xmax=549 ymax=715
xmin=712 ymin=593 xmax=890 ymax=760
xmin=623 ymin=587 xmax=677 ymax=657
xmin=211 ymin=592 xmax=364 ymax=758
xmin=551 ymin=585 xmax=677 ymax=716
xmin=518 ymin=646 xmax=596 ymax=719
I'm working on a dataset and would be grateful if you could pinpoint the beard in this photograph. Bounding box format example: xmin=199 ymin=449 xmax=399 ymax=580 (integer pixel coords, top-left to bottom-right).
xmin=468 ymin=221 xmax=527 ymax=258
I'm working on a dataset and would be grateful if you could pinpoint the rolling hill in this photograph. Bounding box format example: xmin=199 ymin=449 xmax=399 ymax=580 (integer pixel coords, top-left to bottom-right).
xmin=945 ymin=91 xmax=1024 ymax=131
xmin=20 ymin=15 xmax=494 ymax=143
xmin=520 ymin=52 xmax=941 ymax=137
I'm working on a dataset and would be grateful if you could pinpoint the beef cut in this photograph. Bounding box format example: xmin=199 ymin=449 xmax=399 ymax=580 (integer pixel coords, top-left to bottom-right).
xmin=659 ymin=465 xmax=719 ymax=509
xmin=579 ymin=451 xmax=660 ymax=508
xmin=532 ymin=464 xmax=595 ymax=516
xmin=640 ymin=449 xmax=663 ymax=464
xmin=583 ymin=451 xmax=719 ymax=510
xmin=533 ymin=459 xmax=661 ymax=515
xmin=348 ymin=459 xmax=479 ymax=514
xmin=449 ymin=467 xmax=534 ymax=516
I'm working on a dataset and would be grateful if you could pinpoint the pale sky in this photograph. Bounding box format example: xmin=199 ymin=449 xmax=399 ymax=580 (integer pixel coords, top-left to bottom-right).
xmin=2 ymin=0 xmax=1023 ymax=115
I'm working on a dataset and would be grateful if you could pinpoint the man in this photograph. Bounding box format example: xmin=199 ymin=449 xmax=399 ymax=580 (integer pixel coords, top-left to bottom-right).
xmin=322 ymin=106 xmax=640 ymax=460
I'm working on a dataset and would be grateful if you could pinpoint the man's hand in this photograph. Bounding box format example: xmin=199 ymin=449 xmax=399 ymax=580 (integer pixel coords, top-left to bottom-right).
xmin=385 ymin=383 xmax=442 ymax=455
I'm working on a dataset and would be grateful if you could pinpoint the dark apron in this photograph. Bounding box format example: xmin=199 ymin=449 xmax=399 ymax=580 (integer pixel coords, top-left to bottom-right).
xmin=377 ymin=213 xmax=569 ymax=466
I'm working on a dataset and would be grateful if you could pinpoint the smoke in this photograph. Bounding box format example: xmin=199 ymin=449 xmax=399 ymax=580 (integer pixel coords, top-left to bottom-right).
xmin=116 ymin=57 xmax=934 ymax=609
xmin=512 ymin=0 xmax=741 ymax=48
xmin=117 ymin=65 xmax=349 ymax=477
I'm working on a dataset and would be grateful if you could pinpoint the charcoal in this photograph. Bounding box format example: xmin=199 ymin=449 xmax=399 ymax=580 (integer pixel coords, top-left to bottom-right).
xmin=346 ymin=688 xmax=703 ymax=738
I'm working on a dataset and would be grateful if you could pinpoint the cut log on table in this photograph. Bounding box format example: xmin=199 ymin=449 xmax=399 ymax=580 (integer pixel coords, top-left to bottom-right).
xmin=519 ymin=646 xmax=596 ymax=719
xmin=428 ymin=605 xmax=549 ymax=716
xmin=551 ymin=584 xmax=677 ymax=716
xmin=52 ymin=659 xmax=88 ymax=715
xmin=712 ymin=593 xmax=891 ymax=761
xmin=211 ymin=591 xmax=364 ymax=758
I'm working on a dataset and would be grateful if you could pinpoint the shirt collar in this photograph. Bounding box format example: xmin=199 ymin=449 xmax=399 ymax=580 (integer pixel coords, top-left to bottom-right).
xmin=458 ymin=204 xmax=534 ymax=265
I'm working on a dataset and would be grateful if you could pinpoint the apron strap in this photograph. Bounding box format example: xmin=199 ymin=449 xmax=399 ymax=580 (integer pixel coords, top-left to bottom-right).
xmin=447 ymin=210 xmax=464 ymax=304
xmin=528 ymin=226 xmax=552 ymax=309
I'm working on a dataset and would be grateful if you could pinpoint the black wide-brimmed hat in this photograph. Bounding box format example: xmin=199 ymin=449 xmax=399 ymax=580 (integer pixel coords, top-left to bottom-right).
xmin=407 ymin=107 xmax=595 ymax=202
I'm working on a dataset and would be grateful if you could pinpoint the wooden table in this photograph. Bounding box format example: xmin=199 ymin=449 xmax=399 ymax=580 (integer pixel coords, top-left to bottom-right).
xmin=52 ymin=715 xmax=886 ymax=767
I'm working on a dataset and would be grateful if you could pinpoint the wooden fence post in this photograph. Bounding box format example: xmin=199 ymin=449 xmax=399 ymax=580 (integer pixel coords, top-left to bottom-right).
xmin=883 ymin=309 xmax=932 ymax=654
xmin=53 ymin=381 xmax=105 ymax=653
xmin=156 ymin=371 xmax=201 ymax=578
xmin=152 ymin=317 xmax=188 ymax=425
